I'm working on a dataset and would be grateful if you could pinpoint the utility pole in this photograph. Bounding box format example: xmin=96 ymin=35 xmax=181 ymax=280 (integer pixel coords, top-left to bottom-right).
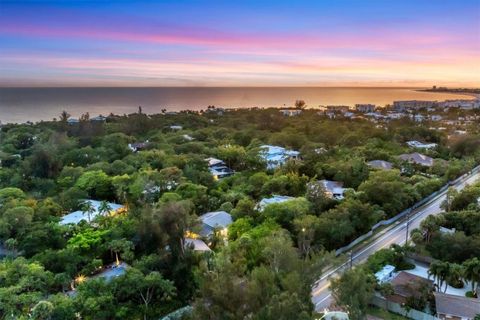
xmin=405 ymin=209 xmax=411 ymax=245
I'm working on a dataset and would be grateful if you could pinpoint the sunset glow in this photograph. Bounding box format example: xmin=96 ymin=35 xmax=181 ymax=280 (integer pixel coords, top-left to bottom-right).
xmin=1 ymin=1 xmax=479 ymax=87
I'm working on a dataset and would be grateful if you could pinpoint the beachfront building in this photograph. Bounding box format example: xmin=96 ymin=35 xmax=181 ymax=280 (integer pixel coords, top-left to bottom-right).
xmin=60 ymin=200 xmax=126 ymax=225
xmin=399 ymin=152 xmax=434 ymax=167
xmin=393 ymin=100 xmax=437 ymax=111
xmin=205 ymin=157 xmax=234 ymax=180
xmin=259 ymin=145 xmax=300 ymax=169
xmin=406 ymin=140 xmax=438 ymax=149
xmin=279 ymin=109 xmax=302 ymax=116
xmin=257 ymin=195 xmax=295 ymax=212
xmin=355 ymin=104 xmax=376 ymax=113
xmin=198 ymin=211 xmax=233 ymax=238
xmin=439 ymin=99 xmax=480 ymax=110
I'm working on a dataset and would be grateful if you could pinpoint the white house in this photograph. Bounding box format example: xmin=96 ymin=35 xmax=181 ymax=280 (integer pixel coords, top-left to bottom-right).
xmin=406 ymin=140 xmax=438 ymax=149
xmin=279 ymin=109 xmax=302 ymax=116
xmin=375 ymin=264 xmax=396 ymax=284
xmin=259 ymin=145 xmax=300 ymax=169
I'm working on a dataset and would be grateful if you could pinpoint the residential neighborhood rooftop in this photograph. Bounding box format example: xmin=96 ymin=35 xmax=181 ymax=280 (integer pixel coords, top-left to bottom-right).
xmin=434 ymin=292 xmax=480 ymax=320
xmin=399 ymin=152 xmax=434 ymax=167
xmin=367 ymin=160 xmax=393 ymax=170
xmin=199 ymin=211 xmax=233 ymax=237
xmin=257 ymin=195 xmax=295 ymax=211
xmin=59 ymin=200 xmax=125 ymax=225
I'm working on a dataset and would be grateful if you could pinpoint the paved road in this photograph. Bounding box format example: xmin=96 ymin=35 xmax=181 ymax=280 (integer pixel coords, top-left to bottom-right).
xmin=311 ymin=168 xmax=480 ymax=312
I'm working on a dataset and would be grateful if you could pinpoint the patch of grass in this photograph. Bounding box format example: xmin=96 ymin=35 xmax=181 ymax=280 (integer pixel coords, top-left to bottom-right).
xmin=367 ymin=305 xmax=409 ymax=320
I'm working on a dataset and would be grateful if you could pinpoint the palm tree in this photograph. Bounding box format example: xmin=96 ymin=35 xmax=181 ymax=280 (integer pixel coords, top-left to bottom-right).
xmin=59 ymin=110 xmax=70 ymax=123
xmin=80 ymin=201 xmax=96 ymax=223
xmin=445 ymin=263 xmax=464 ymax=292
xmin=429 ymin=260 xmax=449 ymax=292
xmin=463 ymin=257 xmax=480 ymax=297
xmin=420 ymin=215 xmax=444 ymax=243
xmin=98 ymin=200 xmax=112 ymax=217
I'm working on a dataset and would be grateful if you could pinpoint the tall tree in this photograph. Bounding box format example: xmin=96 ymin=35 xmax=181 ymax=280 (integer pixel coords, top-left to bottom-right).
xmin=330 ymin=267 xmax=375 ymax=320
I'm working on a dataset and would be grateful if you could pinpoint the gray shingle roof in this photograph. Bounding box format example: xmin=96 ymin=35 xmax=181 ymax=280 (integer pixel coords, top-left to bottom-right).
xmin=434 ymin=292 xmax=480 ymax=319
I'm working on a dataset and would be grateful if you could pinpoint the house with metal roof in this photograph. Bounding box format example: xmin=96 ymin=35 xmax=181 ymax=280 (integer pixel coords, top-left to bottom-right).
xmin=184 ymin=238 xmax=211 ymax=252
xmin=406 ymin=140 xmax=438 ymax=149
xmin=317 ymin=179 xmax=346 ymax=200
xmin=374 ymin=264 xmax=396 ymax=284
xmin=399 ymin=152 xmax=434 ymax=167
xmin=59 ymin=200 xmax=125 ymax=225
xmin=259 ymin=145 xmax=300 ymax=170
xmin=205 ymin=157 xmax=234 ymax=179
xmin=257 ymin=195 xmax=295 ymax=212
xmin=367 ymin=160 xmax=393 ymax=170
xmin=198 ymin=211 xmax=233 ymax=237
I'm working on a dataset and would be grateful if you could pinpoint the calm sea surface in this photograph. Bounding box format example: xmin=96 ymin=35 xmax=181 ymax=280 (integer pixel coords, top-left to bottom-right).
xmin=0 ymin=87 xmax=473 ymax=123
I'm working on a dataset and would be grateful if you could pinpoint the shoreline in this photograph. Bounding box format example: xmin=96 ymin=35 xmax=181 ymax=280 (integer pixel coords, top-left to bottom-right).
xmin=1 ymin=88 xmax=477 ymax=124
xmin=415 ymin=89 xmax=479 ymax=99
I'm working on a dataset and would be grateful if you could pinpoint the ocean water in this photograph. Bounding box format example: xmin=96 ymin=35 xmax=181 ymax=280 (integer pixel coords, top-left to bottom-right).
xmin=0 ymin=87 xmax=473 ymax=123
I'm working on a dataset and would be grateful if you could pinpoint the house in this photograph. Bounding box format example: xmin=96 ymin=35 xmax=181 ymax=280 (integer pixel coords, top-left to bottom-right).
xmin=318 ymin=180 xmax=346 ymax=200
xmin=184 ymin=238 xmax=211 ymax=252
xmin=59 ymin=200 xmax=125 ymax=225
xmin=205 ymin=157 xmax=234 ymax=179
xmin=67 ymin=118 xmax=79 ymax=125
xmin=257 ymin=195 xmax=295 ymax=211
xmin=259 ymin=145 xmax=300 ymax=169
xmin=367 ymin=160 xmax=393 ymax=170
xmin=128 ymin=141 xmax=150 ymax=152
xmin=90 ymin=115 xmax=107 ymax=122
xmin=321 ymin=311 xmax=349 ymax=320
xmin=434 ymin=292 xmax=480 ymax=320
xmin=439 ymin=226 xmax=456 ymax=234
xmin=411 ymin=114 xmax=426 ymax=122
xmin=387 ymin=271 xmax=434 ymax=305
xmin=183 ymin=134 xmax=194 ymax=141
xmin=280 ymin=109 xmax=302 ymax=116
xmin=430 ymin=115 xmax=443 ymax=121
xmin=399 ymin=152 xmax=434 ymax=167
xmin=199 ymin=211 xmax=233 ymax=237
xmin=92 ymin=262 xmax=129 ymax=282
xmin=375 ymin=264 xmax=396 ymax=284
xmin=355 ymin=104 xmax=376 ymax=113
xmin=406 ymin=140 xmax=438 ymax=149
xmin=393 ymin=100 xmax=436 ymax=111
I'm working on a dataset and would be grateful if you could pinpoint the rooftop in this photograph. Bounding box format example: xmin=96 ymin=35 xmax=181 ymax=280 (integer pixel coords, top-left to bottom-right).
xmin=399 ymin=152 xmax=434 ymax=167
xmin=59 ymin=200 xmax=124 ymax=225
xmin=434 ymin=292 xmax=480 ymax=319
xmin=367 ymin=160 xmax=393 ymax=170
xmin=257 ymin=195 xmax=295 ymax=211
xmin=199 ymin=211 xmax=233 ymax=237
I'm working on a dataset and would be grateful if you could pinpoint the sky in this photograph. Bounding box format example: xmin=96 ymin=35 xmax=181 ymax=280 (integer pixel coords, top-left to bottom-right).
xmin=0 ymin=0 xmax=479 ymax=87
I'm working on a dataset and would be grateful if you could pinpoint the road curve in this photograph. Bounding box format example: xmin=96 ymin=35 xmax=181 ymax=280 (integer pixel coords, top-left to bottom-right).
xmin=312 ymin=168 xmax=480 ymax=311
